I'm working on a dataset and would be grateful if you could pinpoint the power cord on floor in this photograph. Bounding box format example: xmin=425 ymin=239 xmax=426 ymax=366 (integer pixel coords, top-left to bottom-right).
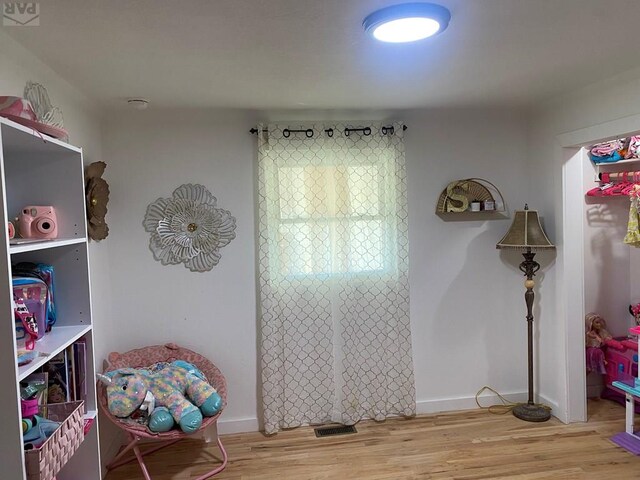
xmin=475 ymin=386 xmax=552 ymax=415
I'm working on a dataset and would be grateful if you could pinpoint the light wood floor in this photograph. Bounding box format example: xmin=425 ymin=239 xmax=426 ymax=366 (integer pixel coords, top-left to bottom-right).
xmin=104 ymin=399 xmax=640 ymax=480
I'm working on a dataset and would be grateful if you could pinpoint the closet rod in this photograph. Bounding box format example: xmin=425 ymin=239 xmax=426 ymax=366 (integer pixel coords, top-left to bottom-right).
xmin=599 ymin=171 xmax=640 ymax=181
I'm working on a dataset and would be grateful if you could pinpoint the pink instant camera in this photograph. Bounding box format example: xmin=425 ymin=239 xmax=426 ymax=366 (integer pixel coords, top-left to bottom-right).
xmin=18 ymin=206 xmax=58 ymax=239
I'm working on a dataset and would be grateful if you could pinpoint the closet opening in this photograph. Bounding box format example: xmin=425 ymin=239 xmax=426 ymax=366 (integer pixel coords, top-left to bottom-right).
xmin=581 ymin=136 xmax=640 ymax=420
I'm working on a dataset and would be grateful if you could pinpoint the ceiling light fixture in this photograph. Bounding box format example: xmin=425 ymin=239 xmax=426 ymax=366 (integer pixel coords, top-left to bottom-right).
xmin=363 ymin=2 xmax=451 ymax=43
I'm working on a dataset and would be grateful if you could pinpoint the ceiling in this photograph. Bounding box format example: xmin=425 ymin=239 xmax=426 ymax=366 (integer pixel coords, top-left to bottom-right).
xmin=6 ymin=0 xmax=640 ymax=110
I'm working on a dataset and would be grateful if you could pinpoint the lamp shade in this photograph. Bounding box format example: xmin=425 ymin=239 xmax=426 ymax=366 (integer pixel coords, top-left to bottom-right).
xmin=496 ymin=206 xmax=555 ymax=250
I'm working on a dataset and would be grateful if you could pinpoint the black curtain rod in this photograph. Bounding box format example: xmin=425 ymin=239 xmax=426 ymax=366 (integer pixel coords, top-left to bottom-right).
xmin=249 ymin=125 xmax=408 ymax=138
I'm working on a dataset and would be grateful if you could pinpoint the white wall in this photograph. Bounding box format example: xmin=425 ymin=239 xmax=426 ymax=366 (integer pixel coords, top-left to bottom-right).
xmin=102 ymin=110 xmax=260 ymax=432
xmin=529 ymin=66 xmax=640 ymax=422
xmin=0 ymin=28 xmax=117 ymax=464
xmin=102 ymin=107 xmax=532 ymax=431
xmin=403 ymin=109 xmax=535 ymax=412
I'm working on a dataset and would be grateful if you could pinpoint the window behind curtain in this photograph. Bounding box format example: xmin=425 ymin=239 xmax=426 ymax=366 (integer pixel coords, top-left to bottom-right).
xmin=275 ymin=149 xmax=395 ymax=277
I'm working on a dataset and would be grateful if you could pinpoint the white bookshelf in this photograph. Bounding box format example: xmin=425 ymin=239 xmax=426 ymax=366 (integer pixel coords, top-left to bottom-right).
xmin=0 ymin=118 xmax=101 ymax=480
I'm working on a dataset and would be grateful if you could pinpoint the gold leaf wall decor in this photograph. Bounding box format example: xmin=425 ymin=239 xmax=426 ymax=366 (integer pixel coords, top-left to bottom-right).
xmin=85 ymin=161 xmax=110 ymax=240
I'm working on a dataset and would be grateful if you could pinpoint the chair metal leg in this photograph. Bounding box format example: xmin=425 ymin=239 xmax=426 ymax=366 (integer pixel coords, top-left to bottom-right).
xmin=107 ymin=434 xmax=141 ymax=470
xmin=193 ymin=437 xmax=229 ymax=480
xmin=106 ymin=433 xmax=228 ymax=479
xmin=133 ymin=443 xmax=153 ymax=480
xmin=107 ymin=435 xmax=181 ymax=470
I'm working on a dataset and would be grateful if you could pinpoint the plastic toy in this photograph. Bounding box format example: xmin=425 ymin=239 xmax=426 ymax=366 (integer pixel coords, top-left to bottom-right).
xmin=611 ymin=326 xmax=640 ymax=454
xmin=17 ymin=349 xmax=37 ymax=366
xmin=14 ymin=297 xmax=38 ymax=351
xmin=98 ymin=360 xmax=222 ymax=433
xmin=630 ymin=303 xmax=640 ymax=328
xmin=17 ymin=205 xmax=58 ymax=239
xmin=22 ymin=415 xmax=60 ymax=449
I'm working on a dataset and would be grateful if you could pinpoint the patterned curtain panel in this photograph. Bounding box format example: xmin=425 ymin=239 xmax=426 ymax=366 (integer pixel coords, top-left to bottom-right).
xmin=257 ymin=123 xmax=415 ymax=434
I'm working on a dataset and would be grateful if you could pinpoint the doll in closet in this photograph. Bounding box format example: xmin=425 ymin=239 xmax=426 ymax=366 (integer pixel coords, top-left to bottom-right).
xmin=585 ymin=312 xmax=624 ymax=374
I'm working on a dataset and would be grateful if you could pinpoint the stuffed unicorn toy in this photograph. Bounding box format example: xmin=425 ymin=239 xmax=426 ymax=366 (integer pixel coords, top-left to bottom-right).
xmin=99 ymin=360 xmax=222 ymax=433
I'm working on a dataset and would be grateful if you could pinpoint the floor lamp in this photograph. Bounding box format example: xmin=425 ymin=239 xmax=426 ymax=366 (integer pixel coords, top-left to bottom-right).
xmin=496 ymin=204 xmax=555 ymax=422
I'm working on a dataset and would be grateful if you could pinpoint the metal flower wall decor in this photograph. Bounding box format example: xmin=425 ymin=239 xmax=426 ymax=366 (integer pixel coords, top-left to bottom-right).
xmin=143 ymin=184 xmax=237 ymax=272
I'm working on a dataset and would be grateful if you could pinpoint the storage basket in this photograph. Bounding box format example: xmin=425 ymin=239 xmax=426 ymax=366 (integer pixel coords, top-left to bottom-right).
xmin=24 ymin=401 xmax=84 ymax=480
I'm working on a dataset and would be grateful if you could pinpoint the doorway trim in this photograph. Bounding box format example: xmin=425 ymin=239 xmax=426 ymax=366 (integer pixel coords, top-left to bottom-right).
xmin=557 ymin=111 xmax=640 ymax=422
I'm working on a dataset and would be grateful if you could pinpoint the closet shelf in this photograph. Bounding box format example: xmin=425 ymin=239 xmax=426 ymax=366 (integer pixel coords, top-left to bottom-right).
xmin=595 ymin=158 xmax=640 ymax=179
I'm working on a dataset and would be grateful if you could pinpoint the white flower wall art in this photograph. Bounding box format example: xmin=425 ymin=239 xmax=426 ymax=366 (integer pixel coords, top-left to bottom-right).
xmin=143 ymin=184 xmax=237 ymax=272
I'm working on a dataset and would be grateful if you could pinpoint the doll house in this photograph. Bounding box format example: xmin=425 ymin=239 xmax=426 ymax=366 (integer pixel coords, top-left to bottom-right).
xmin=604 ymin=336 xmax=640 ymax=410
xmin=611 ymin=326 xmax=640 ymax=452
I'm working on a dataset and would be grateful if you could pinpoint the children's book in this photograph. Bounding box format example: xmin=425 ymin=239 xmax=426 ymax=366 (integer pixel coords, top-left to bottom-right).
xmin=67 ymin=345 xmax=76 ymax=401
xmin=45 ymin=350 xmax=69 ymax=403
xmin=73 ymin=339 xmax=87 ymax=403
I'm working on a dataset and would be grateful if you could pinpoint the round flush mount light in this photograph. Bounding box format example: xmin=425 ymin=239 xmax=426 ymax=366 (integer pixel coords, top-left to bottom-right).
xmin=363 ymin=2 xmax=451 ymax=43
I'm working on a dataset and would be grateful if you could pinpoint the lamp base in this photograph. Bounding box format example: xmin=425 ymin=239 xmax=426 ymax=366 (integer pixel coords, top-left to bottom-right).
xmin=512 ymin=403 xmax=551 ymax=422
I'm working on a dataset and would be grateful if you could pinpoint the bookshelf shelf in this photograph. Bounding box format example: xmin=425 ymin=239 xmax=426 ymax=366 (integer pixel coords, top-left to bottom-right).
xmin=18 ymin=324 xmax=92 ymax=381
xmin=0 ymin=118 xmax=101 ymax=480
xmin=9 ymin=237 xmax=86 ymax=254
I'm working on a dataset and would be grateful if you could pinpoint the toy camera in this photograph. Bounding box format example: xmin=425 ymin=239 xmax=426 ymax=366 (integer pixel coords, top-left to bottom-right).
xmin=18 ymin=206 xmax=58 ymax=239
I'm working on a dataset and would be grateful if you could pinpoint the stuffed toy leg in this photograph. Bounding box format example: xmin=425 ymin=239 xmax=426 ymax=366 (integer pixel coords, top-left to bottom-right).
xmin=148 ymin=407 xmax=174 ymax=433
xmin=185 ymin=374 xmax=222 ymax=417
xmin=164 ymin=390 xmax=202 ymax=433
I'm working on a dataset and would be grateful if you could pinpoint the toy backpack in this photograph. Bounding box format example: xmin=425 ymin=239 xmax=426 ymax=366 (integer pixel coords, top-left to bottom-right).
xmin=12 ymin=262 xmax=56 ymax=332
xmin=12 ymin=276 xmax=47 ymax=339
xmin=14 ymin=296 xmax=38 ymax=350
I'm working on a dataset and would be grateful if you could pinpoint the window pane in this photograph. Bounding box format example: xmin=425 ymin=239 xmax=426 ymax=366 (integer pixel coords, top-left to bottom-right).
xmin=276 ymin=160 xmax=390 ymax=276
xmin=278 ymin=166 xmax=330 ymax=219
xmin=278 ymin=222 xmax=331 ymax=275
xmin=278 ymin=166 xmax=308 ymax=219
xmin=347 ymin=220 xmax=385 ymax=272
xmin=347 ymin=165 xmax=380 ymax=216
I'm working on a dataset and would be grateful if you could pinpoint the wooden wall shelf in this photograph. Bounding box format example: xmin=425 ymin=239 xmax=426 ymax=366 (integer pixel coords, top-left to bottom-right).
xmin=435 ymin=178 xmax=506 ymax=217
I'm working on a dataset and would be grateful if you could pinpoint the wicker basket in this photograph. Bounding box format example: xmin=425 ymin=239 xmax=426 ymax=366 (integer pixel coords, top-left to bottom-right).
xmin=24 ymin=401 xmax=84 ymax=480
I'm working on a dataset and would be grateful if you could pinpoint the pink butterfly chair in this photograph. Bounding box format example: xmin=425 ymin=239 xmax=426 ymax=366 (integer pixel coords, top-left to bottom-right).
xmin=98 ymin=343 xmax=228 ymax=480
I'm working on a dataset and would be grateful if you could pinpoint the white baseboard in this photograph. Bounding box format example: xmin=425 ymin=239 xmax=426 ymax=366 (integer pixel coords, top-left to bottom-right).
xmin=538 ymin=393 xmax=561 ymax=422
xmin=218 ymin=416 xmax=261 ymax=434
xmin=416 ymin=390 xmax=528 ymax=415
xmin=170 ymin=391 xmax=562 ymax=437
xmin=416 ymin=391 xmax=564 ymax=423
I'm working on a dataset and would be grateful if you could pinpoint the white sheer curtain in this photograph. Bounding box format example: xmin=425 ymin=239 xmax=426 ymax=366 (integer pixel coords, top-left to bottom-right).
xmin=257 ymin=123 xmax=415 ymax=434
